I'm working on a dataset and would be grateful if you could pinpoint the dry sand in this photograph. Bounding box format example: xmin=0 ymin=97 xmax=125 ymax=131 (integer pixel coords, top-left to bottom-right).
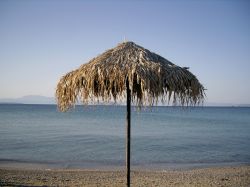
xmin=0 ymin=166 xmax=250 ymax=187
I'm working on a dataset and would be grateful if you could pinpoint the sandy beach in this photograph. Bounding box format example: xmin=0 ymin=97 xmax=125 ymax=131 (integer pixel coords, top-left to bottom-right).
xmin=0 ymin=166 xmax=249 ymax=187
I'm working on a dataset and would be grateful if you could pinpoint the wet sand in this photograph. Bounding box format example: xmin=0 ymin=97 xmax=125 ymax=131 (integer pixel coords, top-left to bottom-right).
xmin=0 ymin=166 xmax=250 ymax=187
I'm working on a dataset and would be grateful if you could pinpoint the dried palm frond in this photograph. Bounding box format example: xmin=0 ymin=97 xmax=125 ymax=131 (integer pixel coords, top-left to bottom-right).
xmin=56 ymin=41 xmax=205 ymax=111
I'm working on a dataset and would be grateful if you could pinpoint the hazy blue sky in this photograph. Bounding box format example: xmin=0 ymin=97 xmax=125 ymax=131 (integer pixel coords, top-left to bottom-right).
xmin=0 ymin=0 xmax=249 ymax=104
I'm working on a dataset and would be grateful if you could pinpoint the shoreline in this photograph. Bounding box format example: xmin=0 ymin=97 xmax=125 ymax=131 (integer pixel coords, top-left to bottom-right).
xmin=1 ymin=161 xmax=249 ymax=171
xmin=1 ymin=156 xmax=249 ymax=170
xmin=1 ymin=165 xmax=250 ymax=187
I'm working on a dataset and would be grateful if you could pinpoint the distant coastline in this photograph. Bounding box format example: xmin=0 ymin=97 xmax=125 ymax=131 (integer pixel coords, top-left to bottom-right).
xmin=0 ymin=103 xmax=250 ymax=109
xmin=0 ymin=95 xmax=56 ymax=105
xmin=0 ymin=95 xmax=249 ymax=107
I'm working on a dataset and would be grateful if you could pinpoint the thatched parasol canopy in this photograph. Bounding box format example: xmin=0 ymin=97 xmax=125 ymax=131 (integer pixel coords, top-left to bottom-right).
xmin=56 ymin=41 xmax=204 ymax=111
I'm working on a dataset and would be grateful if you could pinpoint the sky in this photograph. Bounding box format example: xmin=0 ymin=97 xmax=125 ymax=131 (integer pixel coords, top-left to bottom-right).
xmin=0 ymin=0 xmax=250 ymax=105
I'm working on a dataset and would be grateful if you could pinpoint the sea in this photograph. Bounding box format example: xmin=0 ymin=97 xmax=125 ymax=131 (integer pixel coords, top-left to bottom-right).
xmin=0 ymin=104 xmax=250 ymax=170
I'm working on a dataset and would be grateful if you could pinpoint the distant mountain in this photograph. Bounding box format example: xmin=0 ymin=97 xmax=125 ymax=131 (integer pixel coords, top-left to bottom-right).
xmin=237 ymin=104 xmax=250 ymax=107
xmin=0 ymin=95 xmax=55 ymax=104
xmin=203 ymin=102 xmax=234 ymax=106
xmin=204 ymin=102 xmax=250 ymax=107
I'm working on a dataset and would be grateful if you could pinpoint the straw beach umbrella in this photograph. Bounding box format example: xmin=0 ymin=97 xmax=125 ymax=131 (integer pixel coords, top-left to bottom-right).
xmin=56 ymin=41 xmax=205 ymax=187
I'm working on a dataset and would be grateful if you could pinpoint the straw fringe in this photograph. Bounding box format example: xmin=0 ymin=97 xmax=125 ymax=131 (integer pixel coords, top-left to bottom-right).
xmin=56 ymin=42 xmax=205 ymax=111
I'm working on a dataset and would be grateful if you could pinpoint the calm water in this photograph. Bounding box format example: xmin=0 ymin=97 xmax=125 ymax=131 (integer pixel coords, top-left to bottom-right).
xmin=0 ymin=104 xmax=250 ymax=169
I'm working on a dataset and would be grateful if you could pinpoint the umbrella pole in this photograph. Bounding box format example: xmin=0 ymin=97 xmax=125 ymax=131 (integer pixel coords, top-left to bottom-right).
xmin=126 ymin=79 xmax=131 ymax=187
